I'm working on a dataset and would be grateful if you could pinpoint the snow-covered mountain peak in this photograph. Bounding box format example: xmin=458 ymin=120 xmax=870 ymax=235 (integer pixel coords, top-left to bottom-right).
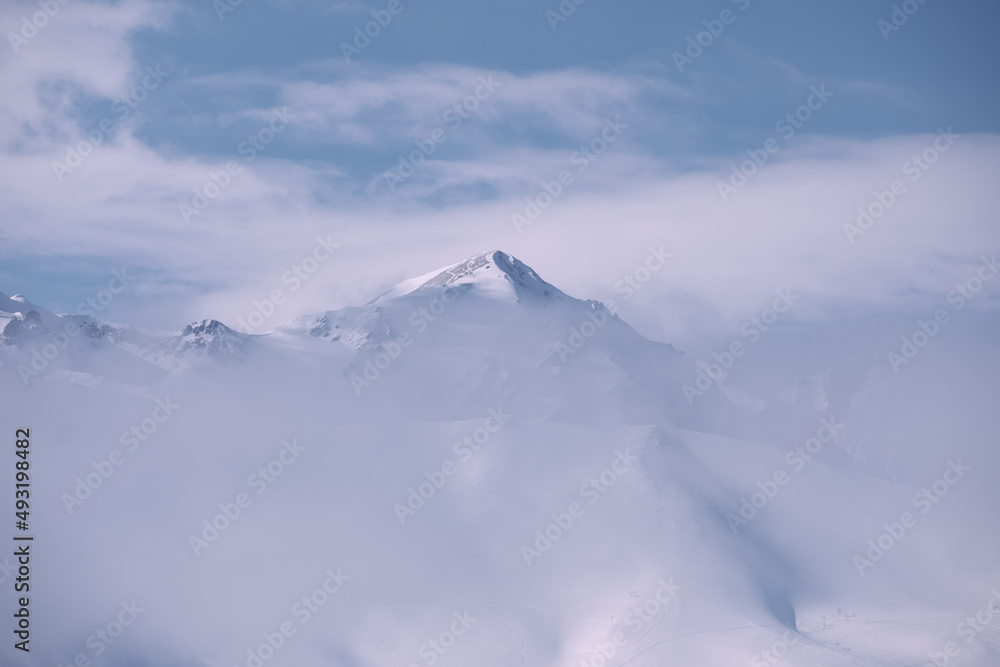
xmin=163 ymin=319 xmax=251 ymax=361
xmin=0 ymin=309 xmax=46 ymax=346
xmin=1 ymin=291 xmax=66 ymax=333
xmin=179 ymin=318 xmax=236 ymax=338
xmin=371 ymin=250 xmax=568 ymax=305
xmin=2 ymin=292 xmax=34 ymax=312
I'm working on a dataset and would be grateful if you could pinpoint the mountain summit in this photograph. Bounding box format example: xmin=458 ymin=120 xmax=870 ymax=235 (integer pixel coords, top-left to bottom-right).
xmin=370 ymin=250 xmax=569 ymax=305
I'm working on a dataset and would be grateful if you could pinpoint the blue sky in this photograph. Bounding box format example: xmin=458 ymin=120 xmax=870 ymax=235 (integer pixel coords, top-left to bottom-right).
xmin=1 ymin=0 xmax=998 ymax=355
xmin=128 ymin=0 xmax=999 ymax=171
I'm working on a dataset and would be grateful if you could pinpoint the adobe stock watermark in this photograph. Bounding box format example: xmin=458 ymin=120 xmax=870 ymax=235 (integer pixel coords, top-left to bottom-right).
xmin=16 ymin=317 xmax=88 ymax=385
xmin=233 ymin=566 xmax=350 ymax=667
xmin=607 ymin=245 xmax=673 ymax=306
xmin=179 ymin=107 xmax=294 ymax=224
xmin=393 ymin=408 xmax=510 ymax=524
xmin=925 ymin=588 xmax=1000 ymax=666
xmin=578 ymin=578 xmax=681 ymax=667
xmin=16 ymin=268 xmax=134 ymax=385
xmin=682 ymin=289 xmax=798 ymax=404
xmin=877 ymin=0 xmax=932 ymax=41
xmin=520 ymin=450 xmax=638 ymax=566
xmin=51 ymin=66 xmax=170 ymax=181
xmin=7 ymin=0 xmax=72 ymax=54
xmin=852 ymin=459 xmax=970 ymax=577
xmin=750 ymin=629 xmax=801 ymax=667
xmin=407 ymin=610 xmax=478 ymax=667
xmin=843 ymin=127 xmax=959 ymax=244
xmin=672 ymin=0 xmax=752 ymax=73
xmin=234 ymin=236 xmax=339 ymax=333
xmin=340 ymin=0 xmax=419 ymax=63
xmin=60 ymin=397 xmax=180 ymax=514
xmin=73 ymin=269 xmax=134 ymax=317
xmin=214 ymin=0 xmax=246 ymax=21
xmin=557 ymin=244 xmax=672 ymax=362
xmin=945 ymin=255 xmax=999 ymax=311
xmin=511 ymin=117 xmax=628 ymax=234
xmin=544 ymin=0 xmax=593 ymax=31
xmin=56 ymin=600 xmax=145 ymax=667
xmin=886 ymin=255 xmax=997 ymax=373
xmin=552 ymin=304 xmax=614 ymax=364
xmin=188 ymin=439 xmax=306 ymax=557
xmin=717 ymin=85 xmax=834 ymax=201
xmin=381 ymin=75 xmax=502 ymax=192
xmin=349 ymin=288 xmax=465 ymax=395
xmin=726 ymin=417 xmax=843 ymax=534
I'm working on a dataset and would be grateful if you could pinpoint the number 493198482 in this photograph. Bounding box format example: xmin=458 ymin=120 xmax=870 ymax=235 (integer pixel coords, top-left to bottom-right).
xmin=15 ymin=429 xmax=30 ymax=531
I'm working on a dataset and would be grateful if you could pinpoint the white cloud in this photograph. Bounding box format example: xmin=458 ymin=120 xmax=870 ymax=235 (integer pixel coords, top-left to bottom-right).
xmin=0 ymin=0 xmax=174 ymax=148
xmin=0 ymin=5 xmax=996 ymax=345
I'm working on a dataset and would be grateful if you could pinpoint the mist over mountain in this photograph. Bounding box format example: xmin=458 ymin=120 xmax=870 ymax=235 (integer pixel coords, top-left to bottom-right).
xmin=3 ymin=250 xmax=998 ymax=667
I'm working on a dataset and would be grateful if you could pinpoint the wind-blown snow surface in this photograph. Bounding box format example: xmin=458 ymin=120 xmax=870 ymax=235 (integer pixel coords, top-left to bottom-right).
xmin=2 ymin=251 xmax=999 ymax=667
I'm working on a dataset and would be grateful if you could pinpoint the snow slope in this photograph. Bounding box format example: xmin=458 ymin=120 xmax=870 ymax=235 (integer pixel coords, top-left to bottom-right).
xmin=1 ymin=252 xmax=998 ymax=667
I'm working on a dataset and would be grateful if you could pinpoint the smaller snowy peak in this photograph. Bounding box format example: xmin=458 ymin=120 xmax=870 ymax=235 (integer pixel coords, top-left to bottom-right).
xmin=0 ymin=291 xmax=63 ymax=330
xmin=0 ymin=294 xmax=110 ymax=349
xmin=372 ymin=250 xmax=568 ymax=304
xmin=180 ymin=319 xmax=234 ymax=338
xmin=158 ymin=319 xmax=252 ymax=362
xmin=1 ymin=310 xmax=47 ymax=347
